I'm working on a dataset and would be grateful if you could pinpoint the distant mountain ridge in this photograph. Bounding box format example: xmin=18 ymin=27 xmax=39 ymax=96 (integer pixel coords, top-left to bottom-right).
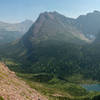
xmin=0 ymin=20 xmax=33 ymax=33
xmin=1 ymin=11 xmax=100 ymax=81
xmin=0 ymin=20 xmax=33 ymax=44
xmin=1 ymin=10 xmax=100 ymax=45
xmin=76 ymin=10 xmax=100 ymax=39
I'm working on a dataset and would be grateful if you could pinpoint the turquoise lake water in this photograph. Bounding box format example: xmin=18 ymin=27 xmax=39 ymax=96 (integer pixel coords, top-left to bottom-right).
xmin=81 ymin=84 xmax=100 ymax=91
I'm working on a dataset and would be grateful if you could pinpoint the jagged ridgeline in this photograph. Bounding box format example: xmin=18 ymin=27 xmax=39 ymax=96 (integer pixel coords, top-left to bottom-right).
xmin=1 ymin=11 xmax=100 ymax=81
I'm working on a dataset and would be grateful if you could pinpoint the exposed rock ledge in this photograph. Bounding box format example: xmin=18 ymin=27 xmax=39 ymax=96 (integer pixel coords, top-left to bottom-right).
xmin=0 ymin=62 xmax=48 ymax=100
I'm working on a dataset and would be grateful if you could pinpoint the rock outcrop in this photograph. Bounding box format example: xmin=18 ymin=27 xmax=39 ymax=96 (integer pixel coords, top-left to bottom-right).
xmin=0 ymin=62 xmax=47 ymax=100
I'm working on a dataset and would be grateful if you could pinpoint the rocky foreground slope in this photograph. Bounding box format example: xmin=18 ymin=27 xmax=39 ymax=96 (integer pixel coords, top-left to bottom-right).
xmin=0 ymin=62 xmax=47 ymax=100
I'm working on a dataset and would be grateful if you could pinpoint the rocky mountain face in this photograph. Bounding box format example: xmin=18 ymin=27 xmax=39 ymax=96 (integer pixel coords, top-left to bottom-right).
xmin=0 ymin=62 xmax=47 ymax=100
xmin=2 ymin=10 xmax=100 ymax=45
xmin=21 ymin=11 xmax=88 ymax=51
xmin=2 ymin=11 xmax=100 ymax=81
xmin=6 ymin=11 xmax=88 ymax=62
xmin=76 ymin=10 xmax=100 ymax=39
xmin=22 ymin=11 xmax=100 ymax=45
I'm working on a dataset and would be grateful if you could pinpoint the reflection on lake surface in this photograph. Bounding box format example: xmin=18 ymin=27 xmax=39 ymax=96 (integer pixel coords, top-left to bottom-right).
xmin=81 ymin=84 xmax=100 ymax=91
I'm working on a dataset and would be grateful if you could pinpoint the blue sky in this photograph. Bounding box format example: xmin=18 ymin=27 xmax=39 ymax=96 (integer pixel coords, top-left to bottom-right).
xmin=0 ymin=0 xmax=100 ymax=23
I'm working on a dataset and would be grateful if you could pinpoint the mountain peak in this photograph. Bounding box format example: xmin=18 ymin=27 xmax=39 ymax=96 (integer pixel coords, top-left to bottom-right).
xmin=39 ymin=11 xmax=59 ymax=20
xmin=40 ymin=11 xmax=58 ymax=15
xmin=21 ymin=11 xmax=88 ymax=47
xmin=93 ymin=10 xmax=100 ymax=14
xmin=87 ymin=10 xmax=100 ymax=16
xmin=25 ymin=11 xmax=60 ymax=35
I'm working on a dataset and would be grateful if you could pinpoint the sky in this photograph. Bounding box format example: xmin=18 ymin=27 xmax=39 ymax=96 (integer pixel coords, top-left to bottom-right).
xmin=0 ymin=0 xmax=100 ymax=23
